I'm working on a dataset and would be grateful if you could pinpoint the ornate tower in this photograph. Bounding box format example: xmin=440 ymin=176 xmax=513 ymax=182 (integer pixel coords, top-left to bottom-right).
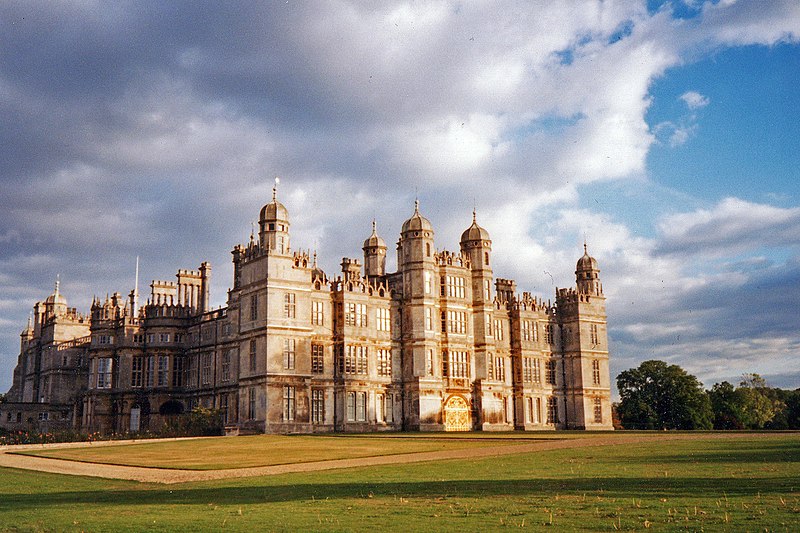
xmin=556 ymin=244 xmax=613 ymax=430
xmin=362 ymin=220 xmax=387 ymax=278
xmin=397 ymin=200 xmax=441 ymax=430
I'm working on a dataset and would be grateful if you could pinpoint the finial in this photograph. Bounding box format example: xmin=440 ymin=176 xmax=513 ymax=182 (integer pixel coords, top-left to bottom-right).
xmin=472 ymin=207 xmax=477 ymax=224
xmin=372 ymin=219 xmax=377 ymax=235
xmin=313 ymin=250 xmax=318 ymax=268
xmin=27 ymin=312 xmax=32 ymax=329
xmin=273 ymin=176 xmax=280 ymax=201
xmin=414 ymin=198 xmax=419 ymax=213
xmin=250 ymin=221 xmax=255 ymax=243
xmin=54 ymin=274 xmax=60 ymax=296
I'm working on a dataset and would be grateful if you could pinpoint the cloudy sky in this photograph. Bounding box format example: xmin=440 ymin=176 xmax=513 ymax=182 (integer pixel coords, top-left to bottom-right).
xmin=1 ymin=0 xmax=798 ymax=394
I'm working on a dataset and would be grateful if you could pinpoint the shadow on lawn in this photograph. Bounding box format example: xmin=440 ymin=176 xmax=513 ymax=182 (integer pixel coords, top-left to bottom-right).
xmin=2 ymin=475 xmax=797 ymax=510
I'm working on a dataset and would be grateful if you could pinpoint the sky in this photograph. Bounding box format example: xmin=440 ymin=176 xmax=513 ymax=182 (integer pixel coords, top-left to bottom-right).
xmin=1 ymin=0 xmax=799 ymax=394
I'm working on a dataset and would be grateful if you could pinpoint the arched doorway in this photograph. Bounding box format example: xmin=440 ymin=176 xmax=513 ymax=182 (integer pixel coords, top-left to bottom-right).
xmin=443 ymin=395 xmax=471 ymax=432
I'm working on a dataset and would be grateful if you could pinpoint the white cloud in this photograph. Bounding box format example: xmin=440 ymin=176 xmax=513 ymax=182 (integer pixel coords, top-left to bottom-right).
xmin=680 ymin=90 xmax=710 ymax=109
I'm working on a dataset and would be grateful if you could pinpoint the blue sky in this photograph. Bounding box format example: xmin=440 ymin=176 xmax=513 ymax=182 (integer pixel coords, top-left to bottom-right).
xmin=0 ymin=0 xmax=798 ymax=394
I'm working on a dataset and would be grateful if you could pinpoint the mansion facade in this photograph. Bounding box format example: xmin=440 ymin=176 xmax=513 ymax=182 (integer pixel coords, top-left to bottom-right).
xmin=2 ymin=188 xmax=613 ymax=434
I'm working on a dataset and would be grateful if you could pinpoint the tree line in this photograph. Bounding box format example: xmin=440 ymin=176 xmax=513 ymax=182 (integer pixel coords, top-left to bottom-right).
xmin=615 ymin=360 xmax=800 ymax=430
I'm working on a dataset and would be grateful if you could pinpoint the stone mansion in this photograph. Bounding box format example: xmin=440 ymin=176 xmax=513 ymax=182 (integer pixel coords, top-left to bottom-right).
xmin=2 ymin=187 xmax=613 ymax=434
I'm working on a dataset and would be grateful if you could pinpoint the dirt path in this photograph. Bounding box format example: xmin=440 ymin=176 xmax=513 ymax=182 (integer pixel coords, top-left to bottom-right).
xmin=0 ymin=432 xmax=790 ymax=485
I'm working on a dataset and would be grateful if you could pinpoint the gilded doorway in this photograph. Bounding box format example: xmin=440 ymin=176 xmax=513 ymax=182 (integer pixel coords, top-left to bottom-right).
xmin=443 ymin=395 xmax=471 ymax=431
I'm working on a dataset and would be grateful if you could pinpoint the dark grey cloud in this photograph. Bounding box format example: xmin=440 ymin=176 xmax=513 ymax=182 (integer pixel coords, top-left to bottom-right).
xmin=1 ymin=1 xmax=799 ymax=393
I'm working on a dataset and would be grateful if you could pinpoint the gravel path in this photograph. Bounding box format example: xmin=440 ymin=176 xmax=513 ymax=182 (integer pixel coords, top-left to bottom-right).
xmin=0 ymin=432 xmax=790 ymax=485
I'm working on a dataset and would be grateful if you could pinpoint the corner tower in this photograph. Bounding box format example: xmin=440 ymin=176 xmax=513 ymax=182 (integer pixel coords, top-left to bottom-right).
xmin=556 ymin=244 xmax=613 ymax=430
xmin=397 ymin=200 xmax=441 ymax=430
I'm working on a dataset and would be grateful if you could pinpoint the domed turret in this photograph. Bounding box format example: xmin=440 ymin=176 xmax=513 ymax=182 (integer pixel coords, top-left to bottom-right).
xmin=401 ymin=200 xmax=433 ymax=234
xmin=363 ymin=220 xmax=388 ymax=277
xmin=45 ymin=276 xmax=67 ymax=306
xmin=258 ymin=178 xmax=291 ymax=255
xmin=460 ymin=210 xmax=491 ymax=243
xmin=459 ymin=209 xmax=492 ymax=273
xmin=576 ymin=243 xmax=599 ymax=273
xmin=575 ymin=243 xmax=602 ymax=296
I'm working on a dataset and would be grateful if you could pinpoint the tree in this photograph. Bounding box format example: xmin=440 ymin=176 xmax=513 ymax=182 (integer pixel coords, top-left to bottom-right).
xmin=616 ymin=360 xmax=713 ymax=430
xmin=737 ymin=374 xmax=785 ymax=429
xmin=708 ymin=381 xmax=746 ymax=429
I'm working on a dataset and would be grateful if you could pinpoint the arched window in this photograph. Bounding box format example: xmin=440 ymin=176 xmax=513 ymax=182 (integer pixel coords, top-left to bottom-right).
xmin=426 ymin=242 xmax=431 ymax=257
xmin=484 ymin=251 xmax=489 ymax=265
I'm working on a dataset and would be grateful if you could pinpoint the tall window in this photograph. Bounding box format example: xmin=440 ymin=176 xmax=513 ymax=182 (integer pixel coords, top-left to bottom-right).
xmin=426 ymin=349 xmax=434 ymax=376
xmin=484 ymin=279 xmax=491 ymax=299
xmin=376 ymin=308 xmax=391 ymax=331
xmin=445 ymin=276 xmax=466 ymax=298
xmin=544 ymin=324 xmax=554 ymax=344
xmin=144 ymin=356 xmax=155 ymax=387
xmin=201 ymin=353 xmax=212 ymax=385
xmin=356 ymin=392 xmax=367 ymax=421
xmin=424 ymin=271 xmax=432 ymax=294
xmin=283 ymin=338 xmax=296 ymax=370
xmin=447 ymin=311 xmax=467 ymax=334
xmin=494 ymin=356 xmax=505 ymax=382
xmin=590 ymin=324 xmax=599 ymax=345
xmin=157 ymin=355 xmax=169 ymax=387
xmin=522 ymin=357 xmax=533 ymax=382
xmin=594 ymin=397 xmax=603 ymax=423
xmin=311 ymin=343 xmax=324 ymax=373
xmin=547 ymin=397 xmax=558 ymax=424
xmin=172 ymin=357 xmax=184 ymax=387
xmin=284 ymin=293 xmax=296 ymax=318
xmin=283 ymin=386 xmax=295 ymax=421
xmin=536 ymin=397 xmax=542 ymax=424
xmin=250 ymin=294 xmax=258 ymax=321
xmin=221 ymin=350 xmax=231 ymax=382
xmin=346 ymin=392 xmax=356 ymax=421
xmin=311 ymin=301 xmax=324 ymax=325
xmin=384 ymin=394 xmax=394 ymax=423
xmin=443 ymin=350 xmax=469 ymax=378
xmin=345 ymin=303 xmax=367 ymax=327
xmin=493 ymin=319 xmax=504 ymax=340
xmin=533 ymin=358 xmax=542 ymax=384
xmin=249 ymin=340 xmax=257 ymax=372
xmin=425 ymin=308 xmax=433 ymax=330
xmin=546 ymin=359 xmax=557 ymax=385
xmin=248 ymin=388 xmax=256 ymax=420
xmin=526 ymin=397 xmax=534 ymax=423
xmin=311 ymin=389 xmax=324 ymax=424
xmin=377 ymin=349 xmax=391 ymax=377
xmin=220 ymin=394 xmax=229 ymax=424
xmin=341 ymin=345 xmax=368 ymax=375
xmin=592 ymin=360 xmax=601 ymax=385
xmin=96 ymin=358 xmax=112 ymax=389
xmin=131 ymin=357 xmax=143 ymax=387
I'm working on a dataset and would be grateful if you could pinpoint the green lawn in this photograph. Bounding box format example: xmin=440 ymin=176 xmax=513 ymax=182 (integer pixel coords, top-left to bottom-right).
xmin=1 ymin=434 xmax=799 ymax=531
xmin=14 ymin=433 xmax=539 ymax=470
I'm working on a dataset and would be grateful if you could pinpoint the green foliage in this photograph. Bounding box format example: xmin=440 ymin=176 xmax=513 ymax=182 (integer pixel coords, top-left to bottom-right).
xmin=160 ymin=406 xmax=224 ymax=437
xmin=708 ymin=375 xmax=788 ymax=430
xmin=617 ymin=360 xmax=713 ymax=430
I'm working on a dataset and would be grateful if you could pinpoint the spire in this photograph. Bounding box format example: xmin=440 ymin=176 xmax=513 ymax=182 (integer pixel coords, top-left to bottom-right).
xmin=273 ymin=176 xmax=280 ymax=201
xmin=133 ymin=256 xmax=140 ymax=315
xmin=472 ymin=207 xmax=477 ymax=224
xmin=54 ymin=274 xmax=60 ymax=296
xmin=27 ymin=312 xmax=32 ymax=330
xmin=371 ymin=219 xmax=377 ymax=235
xmin=414 ymin=198 xmax=419 ymax=214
